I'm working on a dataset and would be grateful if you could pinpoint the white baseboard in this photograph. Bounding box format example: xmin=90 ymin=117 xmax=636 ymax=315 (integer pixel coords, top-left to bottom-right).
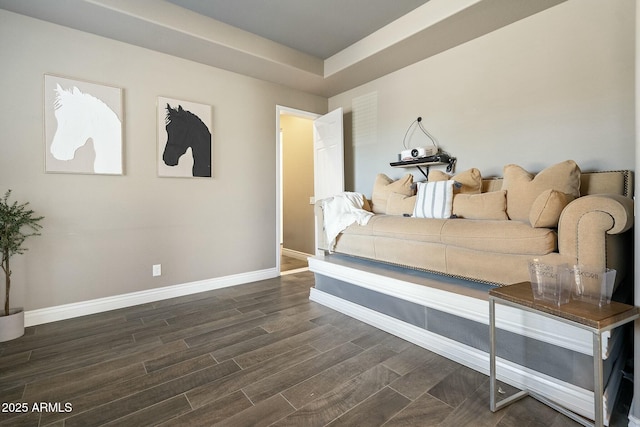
xmin=24 ymin=267 xmax=279 ymax=327
xmin=281 ymin=247 xmax=312 ymax=261
xmin=310 ymin=287 xmax=608 ymax=422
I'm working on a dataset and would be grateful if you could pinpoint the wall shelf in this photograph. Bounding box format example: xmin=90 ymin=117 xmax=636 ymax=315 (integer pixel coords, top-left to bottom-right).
xmin=390 ymin=158 xmax=455 ymax=179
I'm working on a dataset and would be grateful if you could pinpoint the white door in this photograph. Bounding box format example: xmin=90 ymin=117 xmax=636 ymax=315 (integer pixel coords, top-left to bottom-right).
xmin=313 ymin=107 xmax=344 ymax=201
xmin=313 ymin=108 xmax=344 ymax=256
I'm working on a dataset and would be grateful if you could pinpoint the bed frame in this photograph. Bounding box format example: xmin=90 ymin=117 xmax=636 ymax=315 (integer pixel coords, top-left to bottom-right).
xmin=309 ymin=253 xmax=630 ymax=424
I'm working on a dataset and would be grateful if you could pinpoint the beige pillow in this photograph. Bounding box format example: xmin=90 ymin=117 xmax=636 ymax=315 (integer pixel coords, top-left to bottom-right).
xmin=429 ymin=168 xmax=482 ymax=194
xmin=453 ymin=191 xmax=508 ymax=220
xmin=529 ymin=189 xmax=573 ymax=228
xmin=363 ymin=197 xmax=372 ymax=212
xmin=502 ymin=160 xmax=580 ymax=222
xmin=371 ymin=173 xmax=414 ymax=214
xmin=386 ymin=193 xmax=416 ymax=216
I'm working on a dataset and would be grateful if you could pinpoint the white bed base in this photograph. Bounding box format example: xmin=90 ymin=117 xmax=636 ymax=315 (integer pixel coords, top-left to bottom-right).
xmin=308 ymin=255 xmax=627 ymax=424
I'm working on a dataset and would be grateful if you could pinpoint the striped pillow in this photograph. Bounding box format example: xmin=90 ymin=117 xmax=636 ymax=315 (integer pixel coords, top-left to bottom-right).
xmin=413 ymin=180 xmax=455 ymax=219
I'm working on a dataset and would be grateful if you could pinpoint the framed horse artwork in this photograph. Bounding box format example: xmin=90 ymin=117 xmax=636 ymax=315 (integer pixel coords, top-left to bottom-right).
xmin=43 ymin=74 xmax=124 ymax=175
xmin=157 ymin=97 xmax=212 ymax=178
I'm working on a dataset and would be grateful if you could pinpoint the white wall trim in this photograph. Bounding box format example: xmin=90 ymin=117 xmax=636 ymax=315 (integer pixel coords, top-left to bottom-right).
xmin=24 ymin=267 xmax=279 ymax=326
xmin=281 ymin=247 xmax=313 ymax=261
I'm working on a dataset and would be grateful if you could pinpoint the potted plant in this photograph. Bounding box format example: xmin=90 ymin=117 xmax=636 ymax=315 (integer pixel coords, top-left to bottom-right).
xmin=0 ymin=190 xmax=43 ymax=342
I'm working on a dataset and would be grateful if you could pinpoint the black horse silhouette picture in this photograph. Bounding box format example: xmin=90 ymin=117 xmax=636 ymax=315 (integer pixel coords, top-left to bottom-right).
xmin=161 ymin=102 xmax=211 ymax=177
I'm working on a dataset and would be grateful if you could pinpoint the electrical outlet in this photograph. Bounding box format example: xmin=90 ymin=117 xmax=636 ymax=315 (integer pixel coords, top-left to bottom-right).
xmin=152 ymin=264 xmax=161 ymax=277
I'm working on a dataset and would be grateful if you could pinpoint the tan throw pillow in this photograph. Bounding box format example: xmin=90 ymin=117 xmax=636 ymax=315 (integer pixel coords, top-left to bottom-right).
xmin=429 ymin=168 xmax=482 ymax=194
xmin=362 ymin=197 xmax=373 ymax=212
xmin=529 ymin=189 xmax=573 ymax=228
xmin=453 ymin=191 xmax=508 ymax=220
xmin=386 ymin=193 xmax=416 ymax=216
xmin=502 ymin=160 xmax=580 ymax=222
xmin=371 ymin=173 xmax=414 ymax=214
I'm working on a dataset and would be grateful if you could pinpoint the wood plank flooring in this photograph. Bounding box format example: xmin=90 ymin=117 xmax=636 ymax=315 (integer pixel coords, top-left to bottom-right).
xmin=0 ymin=271 xmax=632 ymax=426
xmin=280 ymin=254 xmax=308 ymax=272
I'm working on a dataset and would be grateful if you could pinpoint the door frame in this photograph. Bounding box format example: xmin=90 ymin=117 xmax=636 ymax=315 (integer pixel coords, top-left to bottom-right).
xmin=275 ymin=105 xmax=320 ymax=275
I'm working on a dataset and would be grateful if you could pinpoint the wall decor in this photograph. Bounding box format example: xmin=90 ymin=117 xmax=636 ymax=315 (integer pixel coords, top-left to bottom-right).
xmin=44 ymin=74 xmax=123 ymax=175
xmin=157 ymin=97 xmax=212 ymax=178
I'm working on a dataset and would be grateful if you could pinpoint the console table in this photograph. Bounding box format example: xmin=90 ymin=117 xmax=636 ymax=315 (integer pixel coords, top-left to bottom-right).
xmin=488 ymin=282 xmax=639 ymax=427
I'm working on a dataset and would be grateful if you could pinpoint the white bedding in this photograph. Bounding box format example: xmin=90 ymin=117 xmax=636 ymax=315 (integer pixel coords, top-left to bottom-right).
xmin=321 ymin=192 xmax=373 ymax=252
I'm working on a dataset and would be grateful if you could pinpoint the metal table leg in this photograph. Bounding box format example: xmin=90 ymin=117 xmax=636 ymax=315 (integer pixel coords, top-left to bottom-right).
xmin=489 ymin=297 xmax=528 ymax=412
xmin=490 ymin=297 xmax=497 ymax=411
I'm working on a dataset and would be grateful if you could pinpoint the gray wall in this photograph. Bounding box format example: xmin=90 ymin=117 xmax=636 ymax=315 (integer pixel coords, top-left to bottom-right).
xmin=0 ymin=10 xmax=326 ymax=312
xmin=329 ymin=0 xmax=635 ymax=196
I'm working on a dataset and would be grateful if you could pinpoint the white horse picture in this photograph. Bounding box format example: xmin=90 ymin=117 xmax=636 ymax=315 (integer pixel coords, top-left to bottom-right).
xmin=45 ymin=75 xmax=123 ymax=174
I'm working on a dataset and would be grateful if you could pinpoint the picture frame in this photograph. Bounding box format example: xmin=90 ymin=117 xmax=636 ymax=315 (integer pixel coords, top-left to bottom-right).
xmin=157 ymin=96 xmax=212 ymax=178
xmin=43 ymin=74 xmax=124 ymax=175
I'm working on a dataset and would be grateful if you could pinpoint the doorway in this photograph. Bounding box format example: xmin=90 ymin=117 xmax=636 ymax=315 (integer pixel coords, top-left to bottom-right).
xmin=276 ymin=106 xmax=319 ymax=274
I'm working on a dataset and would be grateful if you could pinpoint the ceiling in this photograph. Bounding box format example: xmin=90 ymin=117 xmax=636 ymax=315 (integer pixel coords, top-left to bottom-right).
xmin=0 ymin=0 xmax=567 ymax=97
xmin=166 ymin=0 xmax=430 ymax=59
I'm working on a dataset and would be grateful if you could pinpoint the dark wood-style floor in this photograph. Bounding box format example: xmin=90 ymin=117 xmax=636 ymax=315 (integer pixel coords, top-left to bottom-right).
xmin=280 ymin=254 xmax=308 ymax=272
xmin=0 ymin=272 xmax=632 ymax=426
